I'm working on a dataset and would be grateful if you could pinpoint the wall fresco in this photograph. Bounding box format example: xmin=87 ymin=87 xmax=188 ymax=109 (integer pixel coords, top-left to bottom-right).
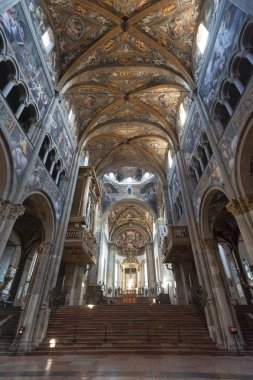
xmin=24 ymin=158 xmax=64 ymax=221
xmin=219 ymin=124 xmax=238 ymax=177
xmin=169 ymin=168 xmax=180 ymax=204
xmin=182 ymin=107 xmax=203 ymax=165
xmin=200 ymin=3 xmax=246 ymax=109
xmin=102 ymin=182 xmax=118 ymax=212
xmin=26 ymin=0 xmax=59 ymax=85
xmin=0 ymin=3 xmax=52 ymax=115
xmin=49 ymin=107 xmax=75 ymax=172
xmin=115 ymin=230 xmax=147 ymax=250
xmin=191 ymin=157 xmax=223 ymax=220
xmin=193 ymin=0 xmax=220 ymax=82
xmin=0 ymin=101 xmax=32 ymax=180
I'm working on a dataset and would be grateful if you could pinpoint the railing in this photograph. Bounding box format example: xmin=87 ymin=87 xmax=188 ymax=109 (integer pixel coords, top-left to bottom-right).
xmin=65 ymin=227 xmax=97 ymax=263
xmin=66 ymin=227 xmax=96 ymax=252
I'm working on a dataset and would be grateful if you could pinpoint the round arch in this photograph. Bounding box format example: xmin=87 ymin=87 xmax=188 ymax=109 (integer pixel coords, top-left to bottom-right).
xmin=21 ymin=191 xmax=56 ymax=242
xmin=234 ymin=113 xmax=253 ymax=197
xmin=0 ymin=131 xmax=14 ymax=199
xmin=103 ymin=197 xmax=157 ymax=221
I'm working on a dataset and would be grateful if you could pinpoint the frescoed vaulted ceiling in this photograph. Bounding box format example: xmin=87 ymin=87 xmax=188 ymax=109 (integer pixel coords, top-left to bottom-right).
xmin=44 ymin=0 xmax=202 ymax=184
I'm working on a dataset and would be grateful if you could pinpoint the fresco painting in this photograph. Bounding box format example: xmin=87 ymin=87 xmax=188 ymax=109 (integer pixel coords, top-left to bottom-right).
xmin=191 ymin=157 xmax=223 ymax=220
xmin=219 ymin=123 xmax=238 ymax=176
xmin=26 ymin=0 xmax=59 ymax=85
xmin=169 ymin=168 xmax=180 ymax=204
xmin=50 ymin=108 xmax=75 ymax=172
xmin=116 ymin=230 xmax=147 ymax=250
xmin=182 ymin=108 xmax=203 ymax=165
xmin=0 ymin=101 xmax=15 ymax=134
xmin=0 ymin=4 xmax=52 ymax=116
xmin=102 ymin=183 xmax=118 ymax=211
xmin=24 ymin=159 xmax=64 ymax=221
xmin=0 ymin=101 xmax=32 ymax=180
xmin=193 ymin=0 xmax=220 ymax=82
xmin=200 ymin=3 xmax=246 ymax=109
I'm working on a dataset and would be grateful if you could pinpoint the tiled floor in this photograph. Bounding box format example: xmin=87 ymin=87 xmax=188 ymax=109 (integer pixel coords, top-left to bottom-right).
xmin=0 ymin=354 xmax=252 ymax=379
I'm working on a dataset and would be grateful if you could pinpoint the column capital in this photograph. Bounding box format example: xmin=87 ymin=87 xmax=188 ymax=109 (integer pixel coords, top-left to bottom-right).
xmin=226 ymin=198 xmax=248 ymax=216
xmin=0 ymin=199 xmax=25 ymax=221
xmin=39 ymin=241 xmax=54 ymax=255
xmin=201 ymin=238 xmax=216 ymax=250
xmin=239 ymin=194 xmax=253 ymax=212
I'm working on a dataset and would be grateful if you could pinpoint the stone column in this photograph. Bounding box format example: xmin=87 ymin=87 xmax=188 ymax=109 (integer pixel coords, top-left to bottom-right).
xmin=81 ymin=176 xmax=91 ymax=217
xmin=175 ymin=150 xmax=232 ymax=348
xmin=72 ymin=264 xmax=85 ymax=305
xmin=0 ymin=200 xmax=25 ymax=261
xmin=146 ymin=242 xmax=156 ymax=292
xmin=107 ymin=243 xmax=115 ymax=294
xmin=29 ymin=149 xmax=80 ymax=344
xmin=174 ymin=263 xmax=187 ymax=304
xmin=17 ymin=241 xmax=53 ymax=351
xmin=88 ymin=225 xmax=102 ymax=286
xmin=202 ymin=239 xmax=242 ymax=350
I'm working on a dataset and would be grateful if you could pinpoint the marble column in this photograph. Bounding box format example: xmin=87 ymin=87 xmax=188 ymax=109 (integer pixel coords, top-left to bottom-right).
xmin=202 ymin=239 xmax=242 ymax=350
xmin=81 ymin=176 xmax=91 ymax=218
xmin=0 ymin=200 xmax=25 ymax=261
xmin=146 ymin=242 xmax=156 ymax=292
xmin=175 ymin=150 xmax=232 ymax=348
xmin=107 ymin=243 xmax=115 ymax=294
xmin=72 ymin=264 xmax=85 ymax=305
xmin=174 ymin=263 xmax=187 ymax=304
xmin=17 ymin=241 xmax=53 ymax=351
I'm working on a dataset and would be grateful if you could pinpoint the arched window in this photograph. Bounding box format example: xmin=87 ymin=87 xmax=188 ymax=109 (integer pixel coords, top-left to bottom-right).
xmin=196 ymin=144 xmax=208 ymax=170
xmin=179 ymin=102 xmax=187 ymax=126
xmin=18 ymin=103 xmax=38 ymax=133
xmin=0 ymin=32 xmax=4 ymax=53
xmin=221 ymin=80 xmax=241 ymax=111
xmin=58 ymin=168 xmax=66 ymax=189
xmin=196 ymin=23 xmax=209 ymax=54
xmin=39 ymin=135 xmax=51 ymax=163
xmin=213 ymin=101 xmax=230 ymax=128
xmin=52 ymin=159 xmax=62 ymax=182
xmin=42 ymin=27 xmax=54 ymax=54
xmin=6 ymin=83 xmax=27 ymax=114
xmin=45 ymin=148 xmax=56 ymax=173
xmin=231 ymin=56 xmax=253 ymax=88
xmin=0 ymin=60 xmax=16 ymax=92
xmin=168 ymin=150 xmax=173 ymax=169
xmin=201 ymin=132 xmax=213 ymax=160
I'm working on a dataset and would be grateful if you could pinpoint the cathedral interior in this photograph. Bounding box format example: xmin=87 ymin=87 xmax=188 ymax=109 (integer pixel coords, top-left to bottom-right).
xmin=1 ymin=0 xmax=253 ymax=374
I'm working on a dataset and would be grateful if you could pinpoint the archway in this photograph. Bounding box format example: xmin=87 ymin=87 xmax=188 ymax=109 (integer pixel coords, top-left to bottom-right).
xmin=0 ymin=133 xmax=13 ymax=199
xmin=200 ymin=188 xmax=252 ymax=305
xmin=0 ymin=192 xmax=55 ymax=306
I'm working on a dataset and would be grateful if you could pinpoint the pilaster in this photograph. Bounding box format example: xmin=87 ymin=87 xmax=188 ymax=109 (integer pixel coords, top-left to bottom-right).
xmin=0 ymin=199 xmax=25 ymax=261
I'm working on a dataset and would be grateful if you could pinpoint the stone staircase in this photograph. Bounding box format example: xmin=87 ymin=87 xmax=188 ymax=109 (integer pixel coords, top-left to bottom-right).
xmin=30 ymin=304 xmax=225 ymax=355
xmin=0 ymin=307 xmax=21 ymax=353
xmin=235 ymin=305 xmax=253 ymax=355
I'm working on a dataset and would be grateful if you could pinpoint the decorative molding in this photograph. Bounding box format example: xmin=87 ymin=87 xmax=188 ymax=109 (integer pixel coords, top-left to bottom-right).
xmin=0 ymin=199 xmax=25 ymax=222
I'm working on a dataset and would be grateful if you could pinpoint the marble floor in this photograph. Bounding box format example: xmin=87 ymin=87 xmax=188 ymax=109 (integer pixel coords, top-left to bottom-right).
xmin=0 ymin=354 xmax=252 ymax=380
